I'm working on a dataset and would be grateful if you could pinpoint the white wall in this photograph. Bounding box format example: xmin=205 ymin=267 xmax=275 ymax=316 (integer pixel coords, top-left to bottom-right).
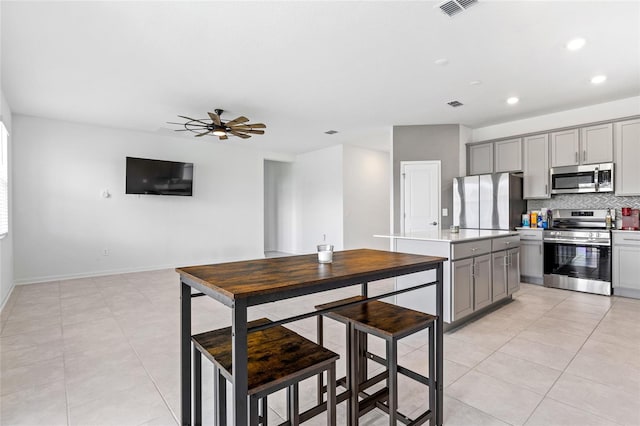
xmin=343 ymin=145 xmax=389 ymax=250
xmin=12 ymin=115 xmax=293 ymax=283
xmin=459 ymin=125 xmax=472 ymax=177
xmin=0 ymin=89 xmax=14 ymax=307
xmin=263 ymin=160 xmax=295 ymax=253
xmin=472 ymin=96 xmax=640 ymax=142
xmin=294 ymin=145 xmax=344 ymax=253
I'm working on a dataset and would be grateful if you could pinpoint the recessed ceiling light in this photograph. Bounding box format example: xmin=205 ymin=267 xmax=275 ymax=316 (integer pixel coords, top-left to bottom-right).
xmin=591 ymin=75 xmax=607 ymax=84
xmin=434 ymin=58 xmax=449 ymax=66
xmin=506 ymin=97 xmax=519 ymax=105
xmin=566 ymin=38 xmax=586 ymax=51
xmin=469 ymin=80 xmax=482 ymax=86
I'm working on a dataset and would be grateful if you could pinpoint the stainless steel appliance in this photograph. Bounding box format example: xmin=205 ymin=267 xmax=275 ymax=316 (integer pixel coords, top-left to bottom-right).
xmin=543 ymin=209 xmax=612 ymax=296
xmin=453 ymin=173 xmax=525 ymax=230
xmin=550 ymin=163 xmax=614 ymax=194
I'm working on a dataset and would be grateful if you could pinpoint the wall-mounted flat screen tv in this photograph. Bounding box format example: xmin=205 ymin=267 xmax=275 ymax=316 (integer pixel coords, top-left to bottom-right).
xmin=126 ymin=157 xmax=193 ymax=196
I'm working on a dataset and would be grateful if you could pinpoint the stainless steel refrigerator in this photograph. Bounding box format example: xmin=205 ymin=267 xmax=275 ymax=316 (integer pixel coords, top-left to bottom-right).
xmin=453 ymin=173 xmax=525 ymax=230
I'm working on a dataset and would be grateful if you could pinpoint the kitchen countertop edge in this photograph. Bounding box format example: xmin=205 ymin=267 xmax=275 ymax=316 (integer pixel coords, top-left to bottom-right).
xmin=375 ymin=229 xmax=519 ymax=243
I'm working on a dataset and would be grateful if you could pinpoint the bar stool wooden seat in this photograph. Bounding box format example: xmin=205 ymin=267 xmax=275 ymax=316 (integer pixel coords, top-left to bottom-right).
xmin=316 ymin=297 xmax=437 ymax=425
xmin=192 ymin=318 xmax=339 ymax=426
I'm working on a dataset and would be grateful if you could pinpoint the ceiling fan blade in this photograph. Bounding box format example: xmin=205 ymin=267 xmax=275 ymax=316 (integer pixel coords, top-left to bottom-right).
xmin=178 ymin=115 xmax=209 ymax=125
xmin=240 ymin=129 xmax=264 ymax=135
xmin=207 ymin=112 xmax=221 ymax=126
xmin=230 ymin=123 xmax=267 ymax=131
xmin=219 ymin=134 xmax=228 ymax=140
xmin=229 ymin=130 xmax=251 ymax=139
xmin=225 ymin=116 xmax=249 ymax=127
xmin=195 ymin=130 xmax=213 ymax=137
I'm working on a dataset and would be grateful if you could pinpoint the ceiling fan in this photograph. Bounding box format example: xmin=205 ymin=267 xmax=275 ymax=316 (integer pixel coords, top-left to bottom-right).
xmin=168 ymin=109 xmax=266 ymax=140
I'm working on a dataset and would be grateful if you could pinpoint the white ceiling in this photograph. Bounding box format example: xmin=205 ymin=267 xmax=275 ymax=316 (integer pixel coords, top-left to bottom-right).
xmin=2 ymin=1 xmax=639 ymax=154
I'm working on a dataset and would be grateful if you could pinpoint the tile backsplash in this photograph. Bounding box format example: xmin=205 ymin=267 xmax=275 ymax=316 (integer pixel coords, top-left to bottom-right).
xmin=527 ymin=193 xmax=640 ymax=220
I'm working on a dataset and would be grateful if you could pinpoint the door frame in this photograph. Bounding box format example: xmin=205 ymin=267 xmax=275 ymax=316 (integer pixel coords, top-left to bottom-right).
xmin=400 ymin=160 xmax=442 ymax=233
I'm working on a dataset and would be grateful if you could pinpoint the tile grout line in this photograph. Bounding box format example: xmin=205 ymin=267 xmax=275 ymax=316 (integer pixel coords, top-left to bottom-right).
xmin=112 ymin=284 xmax=180 ymax=426
xmin=59 ymin=282 xmax=72 ymax=426
xmin=520 ymin=295 xmax=617 ymax=426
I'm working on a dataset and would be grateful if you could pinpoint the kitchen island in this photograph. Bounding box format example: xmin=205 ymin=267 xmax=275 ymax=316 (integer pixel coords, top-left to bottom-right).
xmin=376 ymin=229 xmax=520 ymax=328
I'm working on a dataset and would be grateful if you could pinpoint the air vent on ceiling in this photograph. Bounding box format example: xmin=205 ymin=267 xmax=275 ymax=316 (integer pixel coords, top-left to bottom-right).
xmin=438 ymin=0 xmax=478 ymax=17
xmin=448 ymin=100 xmax=464 ymax=108
xmin=324 ymin=130 xmax=338 ymax=135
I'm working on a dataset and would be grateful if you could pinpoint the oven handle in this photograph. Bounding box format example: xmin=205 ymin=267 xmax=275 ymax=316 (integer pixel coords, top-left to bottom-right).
xmin=543 ymin=238 xmax=611 ymax=247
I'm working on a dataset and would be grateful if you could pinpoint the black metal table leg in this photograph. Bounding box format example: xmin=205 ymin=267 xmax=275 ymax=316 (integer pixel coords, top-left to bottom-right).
xmin=194 ymin=348 xmax=202 ymax=426
xmin=181 ymin=281 xmax=192 ymax=425
xmin=436 ymin=263 xmax=443 ymax=426
xmin=232 ymin=299 xmax=249 ymax=425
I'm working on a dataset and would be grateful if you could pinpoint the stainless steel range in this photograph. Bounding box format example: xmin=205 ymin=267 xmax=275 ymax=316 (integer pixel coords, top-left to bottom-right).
xmin=543 ymin=209 xmax=612 ymax=296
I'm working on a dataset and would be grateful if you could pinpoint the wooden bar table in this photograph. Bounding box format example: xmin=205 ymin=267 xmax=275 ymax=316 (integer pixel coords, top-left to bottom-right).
xmin=176 ymin=248 xmax=446 ymax=426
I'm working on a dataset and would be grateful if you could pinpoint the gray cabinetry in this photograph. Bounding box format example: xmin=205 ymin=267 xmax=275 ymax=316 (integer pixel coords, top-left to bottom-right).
xmin=615 ymin=119 xmax=640 ymax=196
xmin=581 ymin=123 xmax=613 ymax=164
xmin=494 ymin=138 xmax=522 ymax=172
xmin=473 ymin=254 xmax=493 ymax=311
xmin=451 ymin=258 xmax=474 ymax=321
xmin=517 ymin=229 xmax=543 ymax=284
xmin=492 ymin=236 xmax=521 ymax=297
xmin=468 ymin=143 xmax=493 ymax=175
xmin=507 ymin=248 xmax=521 ymax=294
xmin=551 ymin=129 xmax=580 ymax=167
xmin=613 ymin=232 xmax=640 ymax=298
xmin=523 ymin=134 xmax=550 ymax=199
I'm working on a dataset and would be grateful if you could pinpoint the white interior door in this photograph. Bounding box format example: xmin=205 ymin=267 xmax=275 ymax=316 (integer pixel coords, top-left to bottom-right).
xmin=401 ymin=161 xmax=441 ymax=233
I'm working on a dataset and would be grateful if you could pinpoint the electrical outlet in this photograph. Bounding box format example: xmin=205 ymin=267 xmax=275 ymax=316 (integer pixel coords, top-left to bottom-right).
xmin=442 ymin=208 xmax=449 ymax=217
xmin=103 ymin=249 xmax=109 ymax=256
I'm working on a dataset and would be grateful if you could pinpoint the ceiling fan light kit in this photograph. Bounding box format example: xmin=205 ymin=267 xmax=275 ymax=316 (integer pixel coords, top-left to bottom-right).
xmin=169 ymin=108 xmax=266 ymax=141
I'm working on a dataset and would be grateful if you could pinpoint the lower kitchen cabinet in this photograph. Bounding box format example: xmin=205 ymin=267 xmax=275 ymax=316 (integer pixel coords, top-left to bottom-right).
xmin=452 ymin=258 xmax=474 ymax=320
xmin=613 ymin=231 xmax=640 ymax=298
xmin=493 ymin=247 xmax=521 ymax=298
xmin=474 ymin=254 xmax=493 ymax=310
xmin=518 ymin=229 xmax=544 ymax=284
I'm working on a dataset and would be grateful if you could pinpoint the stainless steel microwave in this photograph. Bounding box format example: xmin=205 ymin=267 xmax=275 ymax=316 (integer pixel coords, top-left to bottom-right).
xmin=550 ymin=163 xmax=614 ymax=194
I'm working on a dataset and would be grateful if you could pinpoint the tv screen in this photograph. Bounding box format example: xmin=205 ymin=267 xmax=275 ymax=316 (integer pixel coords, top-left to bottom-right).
xmin=126 ymin=157 xmax=193 ymax=196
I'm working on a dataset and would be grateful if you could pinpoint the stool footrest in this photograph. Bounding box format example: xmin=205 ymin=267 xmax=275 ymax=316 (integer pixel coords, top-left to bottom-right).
xmin=366 ymin=351 xmax=431 ymax=386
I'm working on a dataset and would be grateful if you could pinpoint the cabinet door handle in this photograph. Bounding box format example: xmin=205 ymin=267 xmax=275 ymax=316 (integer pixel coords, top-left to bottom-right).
xmin=575 ymin=152 xmax=578 ymax=163
xmin=506 ymin=241 xmax=511 ymax=246
xmin=583 ymin=150 xmax=586 ymax=162
xmin=539 ymin=244 xmax=542 ymax=255
xmin=623 ymin=238 xmax=640 ymax=242
xmin=545 ymin=184 xmax=548 ymax=194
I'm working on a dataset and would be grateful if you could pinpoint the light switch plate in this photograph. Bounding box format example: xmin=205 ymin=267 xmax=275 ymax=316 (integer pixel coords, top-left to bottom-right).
xmin=442 ymin=208 xmax=448 ymax=217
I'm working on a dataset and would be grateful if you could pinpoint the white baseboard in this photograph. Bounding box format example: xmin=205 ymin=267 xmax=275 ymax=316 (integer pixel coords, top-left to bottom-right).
xmin=13 ymin=255 xmax=259 ymax=285
xmin=0 ymin=284 xmax=16 ymax=313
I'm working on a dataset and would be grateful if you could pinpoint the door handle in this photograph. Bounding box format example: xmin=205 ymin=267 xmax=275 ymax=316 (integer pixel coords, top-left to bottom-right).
xmin=431 ymin=221 xmax=438 ymax=226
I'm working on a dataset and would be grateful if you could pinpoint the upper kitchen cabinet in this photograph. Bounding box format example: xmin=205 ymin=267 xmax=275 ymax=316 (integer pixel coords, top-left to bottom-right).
xmin=523 ymin=134 xmax=550 ymax=199
xmin=494 ymin=138 xmax=522 ymax=173
xmin=581 ymin=123 xmax=613 ymax=164
xmin=468 ymin=142 xmax=493 ymax=175
xmin=551 ymin=125 xmax=613 ymax=167
xmin=550 ymin=129 xmax=580 ymax=167
xmin=615 ymin=118 xmax=640 ymax=196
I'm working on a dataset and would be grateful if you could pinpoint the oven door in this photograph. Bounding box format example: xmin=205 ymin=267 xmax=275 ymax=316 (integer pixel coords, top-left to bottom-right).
xmin=543 ymin=240 xmax=611 ymax=282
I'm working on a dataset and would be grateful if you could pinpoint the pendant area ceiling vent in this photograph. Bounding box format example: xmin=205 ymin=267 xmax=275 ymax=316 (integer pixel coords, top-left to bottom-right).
xmin=448 ymin=100 xmax=464 ymax=108
xmin=438 ymin=0 xmax=478 ymax=17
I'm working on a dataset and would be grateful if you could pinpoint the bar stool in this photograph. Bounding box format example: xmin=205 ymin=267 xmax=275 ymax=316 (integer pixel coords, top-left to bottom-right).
xmin=192 ymin=318 xmax=339 ymax=426
xmin=316 ymin=297 xmax=437 ymax=425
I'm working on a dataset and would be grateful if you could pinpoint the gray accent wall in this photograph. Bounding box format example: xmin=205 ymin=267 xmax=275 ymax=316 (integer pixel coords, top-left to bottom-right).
xmin=393 ymin=124 xmax=461 ymax=232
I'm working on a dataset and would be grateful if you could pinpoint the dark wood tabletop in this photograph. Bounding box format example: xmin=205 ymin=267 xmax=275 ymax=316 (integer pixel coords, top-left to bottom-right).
xmin=176 ymin=248 xmax=446 ymax=302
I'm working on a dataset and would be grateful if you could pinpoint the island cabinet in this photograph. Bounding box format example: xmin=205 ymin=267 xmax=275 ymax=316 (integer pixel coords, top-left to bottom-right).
xmin=381 ymin=230 xmax=521 ymax=327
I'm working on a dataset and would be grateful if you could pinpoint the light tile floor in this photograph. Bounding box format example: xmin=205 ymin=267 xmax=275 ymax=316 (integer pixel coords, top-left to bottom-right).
xmin=1 ymin=269 xmax=639 ymax=426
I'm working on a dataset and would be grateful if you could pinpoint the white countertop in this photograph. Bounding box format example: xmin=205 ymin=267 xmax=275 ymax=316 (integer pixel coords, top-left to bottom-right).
xmin=612 ymin=229 xmax=640 ymax=233
xmin=374 ymin=229 xmax=519 ymax=243
xmin=515 ymin=227 xmax=544 ymax=231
